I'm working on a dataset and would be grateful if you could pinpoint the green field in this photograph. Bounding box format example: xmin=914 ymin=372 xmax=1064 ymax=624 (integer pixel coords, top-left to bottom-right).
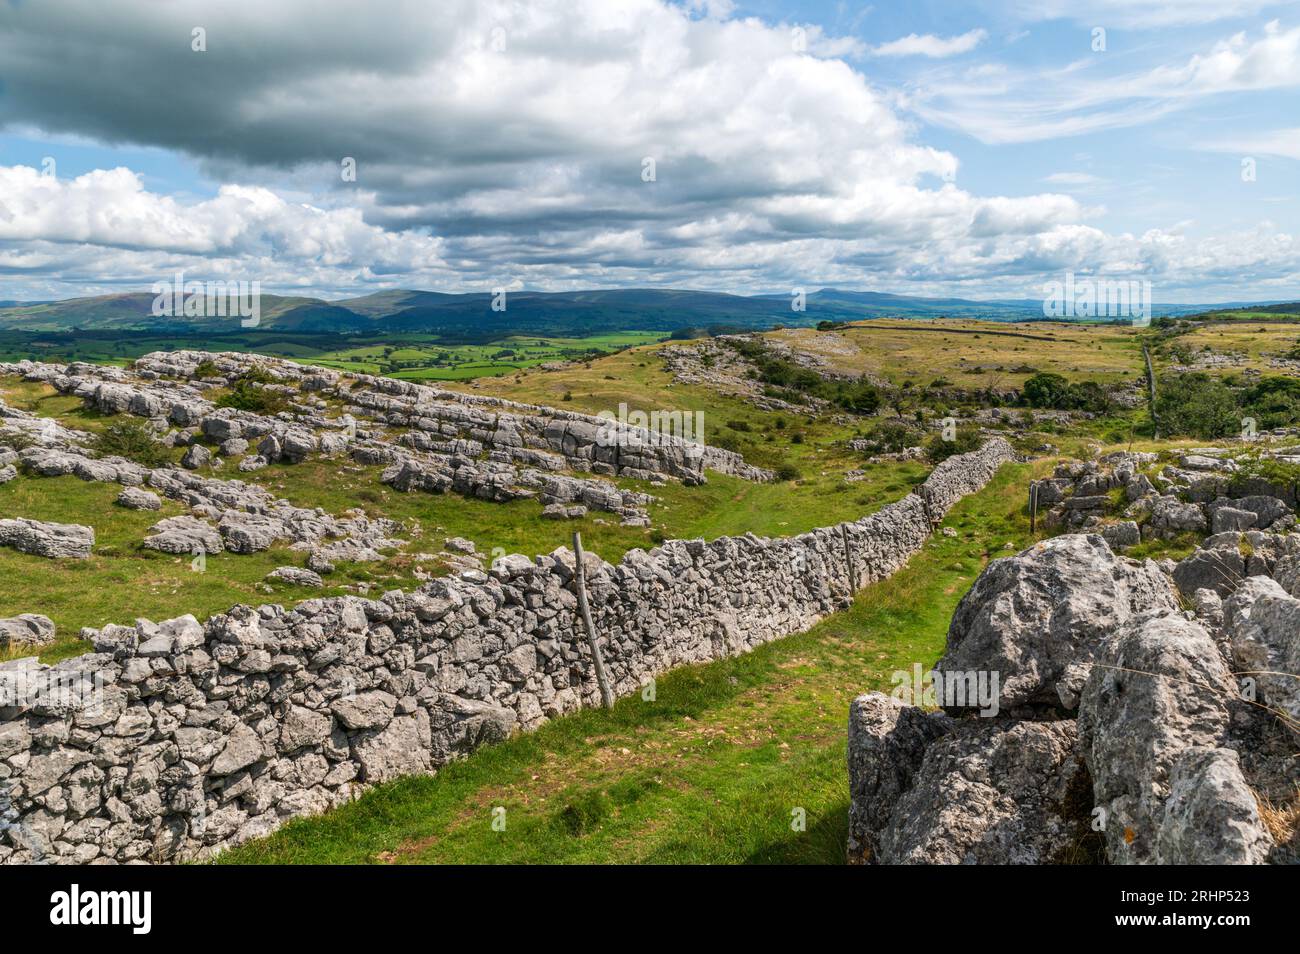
xmin=0 ymin=330 xmax=669 ymax=382
xmin=220 ymin=461 xmax=1043 ymax=864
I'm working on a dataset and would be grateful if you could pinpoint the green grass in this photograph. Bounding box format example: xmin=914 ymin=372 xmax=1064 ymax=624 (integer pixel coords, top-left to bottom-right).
xmin=0 ymin=476 xmax=368 ymax=662
xmin=219 ymin=460 xmax=1041 ymax=865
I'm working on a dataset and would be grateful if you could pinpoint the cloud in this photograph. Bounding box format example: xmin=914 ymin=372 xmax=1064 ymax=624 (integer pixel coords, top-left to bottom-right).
xmin=1043 ymin=172 xmax=1103 ymax=185
xmin=910 ymin=22 xmax=1300 ymax=144
xmin=1201 ymin=127 xmax=1300 ymax=159
xmin=0 ymin=0 xmax=1294 ymax=301
xmin=1012 ymin=1 xmax=1282 ymax=28
xmin=870 ymin=29 xmax=988 ymax=58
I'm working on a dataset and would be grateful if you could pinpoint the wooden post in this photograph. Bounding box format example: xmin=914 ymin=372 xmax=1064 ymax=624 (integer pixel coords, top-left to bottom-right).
xmin=1029 ymin=482 xmax=1038 ymax=534
xmin=572 ymin=531 xmax=614 ymax=710
xmin=840 ymin=524 xmax=856 ymax=596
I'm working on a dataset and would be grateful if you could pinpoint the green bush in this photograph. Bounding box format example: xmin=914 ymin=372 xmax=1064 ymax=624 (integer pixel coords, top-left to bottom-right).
xmin=1154 ymin=372 xmax=1239 ymax=439
xmin=95 ymin=419 xmax=172 ymax=467
xmin=774 ymin=463 xmax=801 ymax=481
xmin=924 ymin=428 xmax=982 ymax=463
xmin=215 ymin=380 xmax=291 ymax=415
xmin=1022 ymin=372 xmax=1071 ymax=408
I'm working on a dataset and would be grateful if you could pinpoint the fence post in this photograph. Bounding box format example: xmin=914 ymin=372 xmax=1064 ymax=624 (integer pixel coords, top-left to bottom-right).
xmin=572 ymin=531 xmax=614 ymax=710
xmin=1029 ymin=482 xmax=1039 ymax=534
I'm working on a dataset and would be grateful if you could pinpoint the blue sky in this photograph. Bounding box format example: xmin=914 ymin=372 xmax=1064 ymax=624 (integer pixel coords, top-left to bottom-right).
xmin=0 ymin=0 xmax=1297 ymax=303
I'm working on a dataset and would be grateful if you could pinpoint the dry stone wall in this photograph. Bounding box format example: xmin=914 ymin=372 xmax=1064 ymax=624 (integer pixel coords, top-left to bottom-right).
xmin=0 ymin=438 xmax=1013 ymax=864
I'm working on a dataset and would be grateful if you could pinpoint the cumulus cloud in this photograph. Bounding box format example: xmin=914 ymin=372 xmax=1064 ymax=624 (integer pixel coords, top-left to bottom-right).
xmin=0 ymin=0 xmax=1295 ymax=301
xmin=870 ymin=29 xmax=988 ymax=58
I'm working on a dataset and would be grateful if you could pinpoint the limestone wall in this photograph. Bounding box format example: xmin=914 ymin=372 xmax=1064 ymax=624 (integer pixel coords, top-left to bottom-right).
xmin=0 ymin=438 xmax=1013 ymax=864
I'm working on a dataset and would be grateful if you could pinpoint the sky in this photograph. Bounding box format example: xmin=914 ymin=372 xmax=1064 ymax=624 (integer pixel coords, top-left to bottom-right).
xmin=0 ymin=0 xmax=1297 ymax=304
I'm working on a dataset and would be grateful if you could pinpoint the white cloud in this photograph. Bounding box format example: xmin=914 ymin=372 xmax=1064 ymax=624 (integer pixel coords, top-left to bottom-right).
xmin=1043 ymin=172 xmax=1103 ymax=185
xmin=911 ymin=22 xmax=1300 ymax=144
xmin=0 ymin=0 xmax=1294 ymax=300
xmin=1013 ymin=1 xmax=1282 ymax=28
xmin=1201 ymin=127 xmax=1300 ymax=159
xmin=870 ymin=29 xmax=988 ymax=58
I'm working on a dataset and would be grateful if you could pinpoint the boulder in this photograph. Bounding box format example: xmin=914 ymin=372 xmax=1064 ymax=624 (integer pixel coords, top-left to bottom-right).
xmin=267 ymin=566 xmax=324 ymax=588
xmin=1155 ymin=747 xmax=1273 ymax=865
xmin=846 ymin=692 xmax=953 ymax=863
xmin=115 ymin=487 xmax=162 ymax=511
xmin=143 ymin=515 xmax=223 ymax=555
xmin=0 ymin=518 xmax=94 ymax=559
xmin=935 ymin=534 xmax=1176 ymax=712
xmin=0 ymin=614 xmax=56 ymax=649
xmin=1172 ymin=543 xmax=1245 ymax=598
xmin=1078 ymin=612 xmax=1249 ymax=864
xmin=876 ymin=719 xmax=1094 ymax=865
xmin=180 ymin=444 xmax=211 ymax=470
xmin=1223 ymin=577 xmax=1300 ymax=721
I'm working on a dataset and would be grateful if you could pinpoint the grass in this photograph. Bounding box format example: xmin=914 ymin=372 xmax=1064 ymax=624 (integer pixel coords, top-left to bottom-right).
xmin=0 ymin=476 xmax=362 ymax=663
xmin=0 ymin=371 xmax=926 ymax=662
xmin=219 ymin=460 xmax=1044 ymax=865
xmin=770 ymin=320 xmax=1144 ymax=389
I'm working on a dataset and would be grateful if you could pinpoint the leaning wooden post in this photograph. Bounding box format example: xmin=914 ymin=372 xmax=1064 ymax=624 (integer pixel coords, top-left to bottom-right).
xmin=1029 ymin=482 xmax=1038 ymax=534
xmin=839 ymin=524 xmax=857 ymax=596
xmin=572 ymin=531 xmax=615 ymax=710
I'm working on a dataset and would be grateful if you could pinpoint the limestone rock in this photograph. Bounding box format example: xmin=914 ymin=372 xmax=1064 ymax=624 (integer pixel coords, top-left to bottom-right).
xmin=936 ymin=534 xmax=1176 ymax=712
xmin=0 ymin=614 xmax=56 ymax=649
xmin=115 ymin=486 xmax=162 ymax=511
xmin=0 ymin=518 xmax=94 ymax=559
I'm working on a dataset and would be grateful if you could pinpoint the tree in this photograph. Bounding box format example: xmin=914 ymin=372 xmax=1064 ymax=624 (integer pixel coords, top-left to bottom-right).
xmin=1022 ymin=372 xmax=1071 ymax=409
xmin=1155 ymin=372 xmax=1239 ymax=439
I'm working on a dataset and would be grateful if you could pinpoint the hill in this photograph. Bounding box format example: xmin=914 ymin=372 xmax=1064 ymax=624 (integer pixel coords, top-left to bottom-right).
xmin=0 ymin=287 xmax=1273 ymax=338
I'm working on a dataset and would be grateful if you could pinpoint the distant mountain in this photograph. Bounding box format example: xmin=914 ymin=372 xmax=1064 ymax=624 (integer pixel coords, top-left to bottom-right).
xmin=0 ymin=287 xmax=1291 ymax=338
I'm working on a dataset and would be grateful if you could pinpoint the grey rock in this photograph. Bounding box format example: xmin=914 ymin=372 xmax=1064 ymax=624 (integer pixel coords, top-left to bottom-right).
xmin=267 ymin=566 xmax=324 ymax=588
xmin=1155 ymin=747 xmax=1273 ymax=865
xmin=143 ymin=516 xmax=223 ymax=555
xmin=936 ymin=534 xmax=1176 ymax=712
xmin=1223 ymin=577 xmax=1300 ymax=721
xmin=0 ymin=614 xmax=55 ymax=649
xmin=1078 ymin=612 xmax=1238 ymax=864
xmin=0 ymin=518 xmax=94 ymax=559
xmin=115 ymin=487 xmax=162 ymax=511
xmin=180 ymin=444 xmax=211 ymax=470
xmin=846 ymin=692 xmax=952 ymax=863
xmin=876 ymin=719 xmax=1093 ymax=865
xmin=330 ymin=691 xmax=397 ymax=731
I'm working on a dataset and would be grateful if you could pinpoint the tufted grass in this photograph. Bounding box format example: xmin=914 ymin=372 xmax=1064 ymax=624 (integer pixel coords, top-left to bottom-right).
xmin=219 ymin=460 xmax=1047 ymax=865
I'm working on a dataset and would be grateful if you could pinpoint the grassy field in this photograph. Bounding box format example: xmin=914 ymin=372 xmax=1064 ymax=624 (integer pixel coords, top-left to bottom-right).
xmin=0 ymin=367 xmax=926 ymax=662
xmin=220 ymin=460 xmax=1043 ymax=864
xmin=0 ymin=329 xmax=668 ymax=381
xmin=1164 ymin=321 xmax=1300 ymax=374
xmin=771 ymin=321 xmax=1144 ymax=389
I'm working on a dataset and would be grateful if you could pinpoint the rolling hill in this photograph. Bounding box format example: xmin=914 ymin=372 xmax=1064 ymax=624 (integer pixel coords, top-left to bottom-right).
xmin=0 ymin=288 xmax=1289 ymax=339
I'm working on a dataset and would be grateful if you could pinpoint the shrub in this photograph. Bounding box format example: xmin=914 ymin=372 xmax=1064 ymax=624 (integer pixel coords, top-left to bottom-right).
xmin=924 ymin=428 xmax=982 ymax=463
xmin=193 ymin=359 xmax=221 ymax=379
xmin=215 ymin=380 xmax=291 ymax=415
xmin=774 ymin=463 xmax=801 ymax=482
xmin=95 ymin=419 xmax=172 ymax=467
xmin=1022 ymin=372 xmax=1071 ymax=409
xmin=1155 ymin=372 xmax=1239 ymax=439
